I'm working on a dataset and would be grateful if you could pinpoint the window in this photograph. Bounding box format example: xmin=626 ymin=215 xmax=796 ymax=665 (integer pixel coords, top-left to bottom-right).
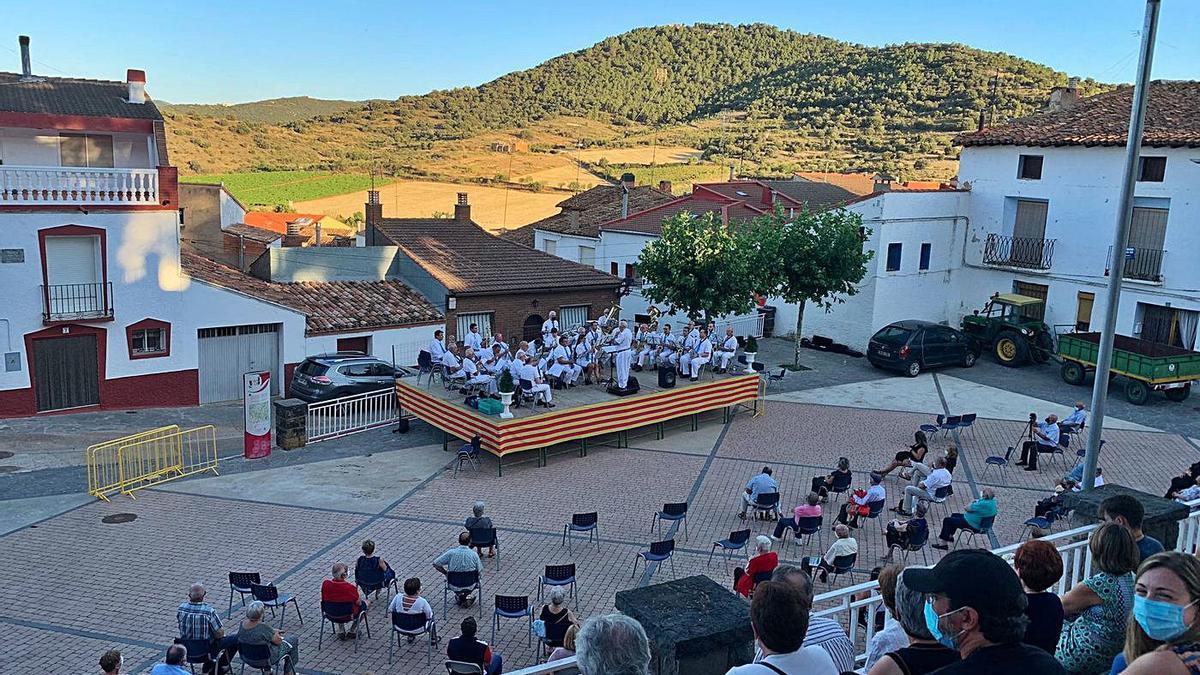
xmin=559 ymin=305 xmax=589 ymax=331
xmin=455 ymin=312 xmax=493 ymax=343
xmin=125 ymin=318 xmax=171 ymax=359
xmin=578 ymin=245 xmax=595 ymax=267
xmin=1017 ymin=154 xmax=1043 ymax=180
xmin=132 ymin=328 xmax=164 ymax=355
xmin=624 ymin=263 xmax=636 ymax=280
xmin=339 ymin=363 xmax=373 ymax=377
xmin=59 ymin=133 xmax=114 ymax=168
xmin=919 ymin=243 xmax=932 ymax=270
xmin=885 ymin=243 xmax=902 ymax=272
xmin=610 ymin=261 xmax=619 ymax=276
xmin=542 ymin=238 xmax=557 ymax=256
xmin=1076 ymin=292 xmax=1095 ymax=332
xmin=1138 ymin=156 xmax=1166 ymax=182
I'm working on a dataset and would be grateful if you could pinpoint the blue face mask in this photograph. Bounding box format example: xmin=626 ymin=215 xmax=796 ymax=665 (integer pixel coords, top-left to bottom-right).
xmin=924 ymin=600 xmax=964 ymax=650
xmin=1133 ymin=595 xmax=1199 ymax=641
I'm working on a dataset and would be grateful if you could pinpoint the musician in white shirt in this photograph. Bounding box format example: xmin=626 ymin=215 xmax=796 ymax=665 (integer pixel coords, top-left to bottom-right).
xmin=656 ymin=324 xmax=679 ymax=368
xmin=428 ymin=330 xmax=448 ymax=362
xmin=460 ymin=348 xmax=497 ymax=395
xmin=573 ymin=334 xmax=597 ymax=385
xmin=714 ymin=326 xmax=739 ymax=373
xmin=687 ymin=322 xmax=701 ymax=341
xmin=684 ymin=329 xmax=713 ymax=380
xmin=514 ymin=341 xmax=530 ymax=365
xmin=546 ymin=336 xmax=581 ymax=387
xmin=613 ymin=319 xmax=634 ymax=388
xmin=677 ymin=331 xmax=699 ymax=376
xmin=635 ymin=324 xmax=661 ymax=371
xmin=463 ymin=323 xmax=483 ymax=352
xmin=541 ymin=312 xmax=559 ymax=347
xmin=491 ymin=332 xmax=508 ymax=353
xmin=516 ymin=355 xmax=553 ymax=408
xmin=440 ymin=344 xmax=466 ymax=384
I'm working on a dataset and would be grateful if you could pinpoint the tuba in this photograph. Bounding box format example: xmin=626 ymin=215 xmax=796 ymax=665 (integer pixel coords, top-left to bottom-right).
xmin=595 ymin=302 xmax=622 ymax=331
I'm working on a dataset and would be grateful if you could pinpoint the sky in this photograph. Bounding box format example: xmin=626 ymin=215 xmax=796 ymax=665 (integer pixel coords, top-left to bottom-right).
xmin=6 ymin=1 xmax=1197 ymax=104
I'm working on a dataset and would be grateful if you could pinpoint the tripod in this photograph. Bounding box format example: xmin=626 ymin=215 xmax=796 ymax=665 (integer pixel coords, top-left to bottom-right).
xmin=1006 ymin=414 xmax=1037 ymax=460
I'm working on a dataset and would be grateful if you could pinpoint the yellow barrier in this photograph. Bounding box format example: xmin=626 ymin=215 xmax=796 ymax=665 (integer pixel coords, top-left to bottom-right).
xmin=85 ymin=425 xmax=219 ymax=500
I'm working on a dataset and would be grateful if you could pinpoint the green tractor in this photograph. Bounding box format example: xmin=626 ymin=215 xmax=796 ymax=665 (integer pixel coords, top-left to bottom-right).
xmin=960 ymin=293 xmax=1055 ymax=367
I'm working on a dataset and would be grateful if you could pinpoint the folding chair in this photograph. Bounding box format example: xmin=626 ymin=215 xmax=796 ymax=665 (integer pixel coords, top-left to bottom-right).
xmin=390 ymin=610 xmax=437 ymax=666
xmin=827 ymin=553 xmax=858 ymax=585
xmin=249 ymin=583 xmax=302 ymax=629
xmin=749 ymin=492 xmax=781 ymax=523
xmin=469 ymin=526 xmax=500 ymax=570
xmin=417 ymin=350 xmax=435 ymax=387
xmin=492 ymin=595 xmax=533 ymax=649
xmin=318 ymin=600 xmax=369 ymax=652
xmin=453 ymin=435 xmax=483 ymax=478
xmin=443 ymin=570 xmax=483 ymax=618
xmin=446 ymin=661 xmax=484 ymax=674
xmin=632 ymin=539 xmax=676 ymax=580
xmin=709 ymin=529 xmax=752 ymax=569
xmin=237 ymin=641 xmax=286 ymax=674
xmin=563 ymin=512 xmax=600 ymax=552
xmin=228 ymin=571 xmax=261 ymax=617
xmin=538 ymin=564 xmax=578 ymax=602
xmin=652 ymin=502 xmax=689 ymax=540
xmin=788 ymin=516 xmax=824 ymax=551
xmin=955 ymin=515 xmax=996 ymax=549
xmin=766 ymin=368 xmax=786 ymax=388
xmin=355 ymin=558 xmax=398 ymax=603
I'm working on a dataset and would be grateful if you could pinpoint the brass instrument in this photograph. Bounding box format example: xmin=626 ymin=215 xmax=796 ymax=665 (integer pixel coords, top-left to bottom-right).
xmin=595 ymin=302 xmax=622 ymax=331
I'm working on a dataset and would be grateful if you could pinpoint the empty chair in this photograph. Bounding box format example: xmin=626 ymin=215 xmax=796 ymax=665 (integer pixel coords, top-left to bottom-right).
xmin=453 ymin=435 xmax=483 ymax=478
xmin=958 ymin=413 xmax=978 ymax=438
xmin=537 ymin=564 xmax=578 ymax=602
xmin=468 ymin=527 xmax=500 ymax=569
xmin=749 ymin=492 xmax=781 ymax=522
xmin=491 ymin=595 xmax=533 ymax=649
xmin=318 ymin=600 xmax=369 ymax=652
xmin=939 ymin=415 xmax=962 ymax=438
xmin=982 ymin=452 xmax=1010 ymax=478
xmin=249 ymin=583 xmax=302 ymax=629
xmin=632 ymin=539 xmax=676 ymax=580
xmin=417 ymin=350 xmax=435 ymax=387
xmin=445 ymin=661 xmax=485 ymax=675
xmin=652 ymin=502 xmax=689 ymax=540
xmin=390 ymin=610 xmax=437 ymax=666
xmin=228 ymin=571 xmax=261 ymax=617
xmin=562 ymin=512 xmax=600 ymax=552
xmin=766 ymin=368 xmax=786 ymax=388
xmin=919 ymin=423 xmax=940 ymax=437
xmin=443 ymin=570 xmax=483 ymax=618
xmin=709 ymin=529 xmax=752 ymax=568
xmin=955 ymin=514 xmax=996 ymax=549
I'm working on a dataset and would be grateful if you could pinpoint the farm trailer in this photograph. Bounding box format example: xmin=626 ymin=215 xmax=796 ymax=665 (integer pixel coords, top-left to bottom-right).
xmin=1058 ymin=332 xmax=1200 ymax=405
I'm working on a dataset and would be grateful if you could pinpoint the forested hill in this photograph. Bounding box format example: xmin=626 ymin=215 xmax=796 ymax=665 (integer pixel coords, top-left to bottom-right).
xmin=159 ymin=96 xmax=368 ymax=124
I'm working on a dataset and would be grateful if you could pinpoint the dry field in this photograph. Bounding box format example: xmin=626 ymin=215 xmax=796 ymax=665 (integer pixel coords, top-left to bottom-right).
xmin=572 ymin=145 xmax=702 ymax=164
xmin=295 ymin=179 xmax=571 ymax=232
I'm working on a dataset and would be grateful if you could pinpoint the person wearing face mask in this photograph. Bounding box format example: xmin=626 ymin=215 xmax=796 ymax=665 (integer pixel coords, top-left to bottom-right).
xmin=1114 ymin=551 xmax=1200 ymax=675
xmin=904 ymin=549 xmax=1065 ymax=674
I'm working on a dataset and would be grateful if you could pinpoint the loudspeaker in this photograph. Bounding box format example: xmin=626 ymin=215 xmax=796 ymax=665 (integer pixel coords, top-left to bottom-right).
xmin=393 ymin=417 xmax=410 ymax=434
xmin=608 ymin=375 xmax=640 ymax=396
xmin=657 ymin=364 xmax=676 ymax=389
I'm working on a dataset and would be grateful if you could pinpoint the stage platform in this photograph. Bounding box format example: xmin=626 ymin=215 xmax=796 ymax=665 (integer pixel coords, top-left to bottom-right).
xmin=396 ymin=370 xmax=763 ymax=474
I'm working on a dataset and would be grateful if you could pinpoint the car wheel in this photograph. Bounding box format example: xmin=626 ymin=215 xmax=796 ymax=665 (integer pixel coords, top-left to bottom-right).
xmin=994 ymin=331 xmax=1029 ymax=367
xmin=1165 ymin=384 xmax=1191 ymax=402
xmin=1061 ymin=361 xmax=1086 ymax=386
xmin=1125 ymin=379 xmax=1150 ymax=405
xmin=961 ymin=352 xmax=977 ymax=368
xmin=905 ymin=360 xmax=921 ymax=377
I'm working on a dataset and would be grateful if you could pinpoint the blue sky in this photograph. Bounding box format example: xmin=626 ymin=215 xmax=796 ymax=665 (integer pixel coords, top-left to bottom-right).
xmin=7 ymin=1 xmax=1197 ymax=103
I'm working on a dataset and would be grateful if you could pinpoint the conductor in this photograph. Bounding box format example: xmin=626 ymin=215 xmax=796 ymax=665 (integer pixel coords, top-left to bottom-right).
xmin=612 ymin=319 xmax=634 ymax=389
xmin=1016 ymin=413 xmax=1060 ymax=471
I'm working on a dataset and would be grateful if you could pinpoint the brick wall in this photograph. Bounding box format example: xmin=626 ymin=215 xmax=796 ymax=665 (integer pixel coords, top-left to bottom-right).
xmin=447 ymin=287 xmax=619 ymax=345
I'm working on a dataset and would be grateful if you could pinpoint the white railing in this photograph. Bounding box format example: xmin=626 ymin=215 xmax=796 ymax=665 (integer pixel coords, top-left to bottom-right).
xmin=508 ymin=659 xmax=579 ymax=675
xmin=0 ymin=165 xmax=159 ymax=205
xmin=305 ymin=388 xmax=397 ymax=443
xmin=715 ymin=312 xmax=767 ymax=339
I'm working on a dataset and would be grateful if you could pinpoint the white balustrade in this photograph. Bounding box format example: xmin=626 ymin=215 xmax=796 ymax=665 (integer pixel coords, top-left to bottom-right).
xmin=715 ymin=312 xmax=767 ymax=339
xmin=0 ymin=165 xmax=159 ymax=205
xmin=305 ymin=388 xmax=398 ymax=443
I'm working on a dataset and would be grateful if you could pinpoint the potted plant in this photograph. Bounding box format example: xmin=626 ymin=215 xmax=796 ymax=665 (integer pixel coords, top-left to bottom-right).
xmin=743 ymin=336 xmax=759 ymax=373
xmin=497 ymin=369 xmax=515 ymax=419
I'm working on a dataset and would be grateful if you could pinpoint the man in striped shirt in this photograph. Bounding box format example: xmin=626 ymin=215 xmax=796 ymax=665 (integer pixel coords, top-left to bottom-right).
xmin=176 ymin=583 xmax=238 ymax=673
xmin=765 ymin=565 xmax=856 ymax=672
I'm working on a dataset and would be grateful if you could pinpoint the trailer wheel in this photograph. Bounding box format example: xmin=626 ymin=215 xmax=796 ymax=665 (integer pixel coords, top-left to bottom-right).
xmin=1125 ymin=379 xmax=1151 ymax=405
xmin=994 ymin=331 xmax=1028 ymax=367
xmin=1061 ymin=361 xmax=1086 ymax=386
xmin=1165 ymin=385 xmax=1192 ymax=402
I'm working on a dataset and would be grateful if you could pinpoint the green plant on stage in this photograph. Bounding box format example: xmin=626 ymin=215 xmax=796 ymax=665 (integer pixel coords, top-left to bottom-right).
xmin=744 ymin=336 xmax=758 ymax=353
xmin=497 ymin=368 xmax=515 ymax=394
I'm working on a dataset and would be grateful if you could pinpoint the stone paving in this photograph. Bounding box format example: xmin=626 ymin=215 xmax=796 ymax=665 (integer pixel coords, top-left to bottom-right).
xmin=3 ymin=362 xmax=1199 ymax=674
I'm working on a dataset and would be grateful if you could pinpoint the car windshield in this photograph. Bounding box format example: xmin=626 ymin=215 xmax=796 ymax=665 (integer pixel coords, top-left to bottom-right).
xmin=875 ymin=326 xmax=913 ymax=341
xmin=297 ymin=361 xmax=328 ymax=376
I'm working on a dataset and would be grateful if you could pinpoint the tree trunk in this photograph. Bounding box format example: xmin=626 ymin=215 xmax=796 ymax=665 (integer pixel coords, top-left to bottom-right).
xmin=793 ymin=300 xmax=806 ymax=369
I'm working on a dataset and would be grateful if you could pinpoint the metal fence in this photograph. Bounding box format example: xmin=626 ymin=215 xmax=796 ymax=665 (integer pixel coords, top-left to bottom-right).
xmin=306 ymin=388 xmax=398 ymax=443
xmin=715 ymin=312 xmax=767 ymax=339
xmin=983 ymin=233 xmax=1056 ymax=270
xmin=42 ymin=281 xmax=113 ymax=321
xmin=1107 ymin=245 xmax=1166 ymax=283
xmin=85 ymin=425 xmax=218 ymax=500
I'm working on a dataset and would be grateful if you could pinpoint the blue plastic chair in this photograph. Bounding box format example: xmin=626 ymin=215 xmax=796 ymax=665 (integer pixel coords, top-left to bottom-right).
xmin=955 ymin=515 xmax=996 ymax=549
xmin=709 ymin=529 xmax=752 ymax=568
xmin=900 ymin=524 xmax=931 ymax=565
xmin=632 ymin=539 xmax=676 ymax=580
xmin=957 ymin=413 xmax=977 ymax=438
xmin=828 ymin=472 xmax=854 ymax=505
xmin=860 ymin=499 xmax=887 ymax=556
xmin=453 ymin=435 xmax=483 ymax=478
xmin=538 ymin=563 xmax=578 ymax=602
xmin=249 ymin=583 xmax=301 ymax=629
xmin=179 ymin=637 xmax=214 ymax=674
xmin=236 ymin=641 xmax=282 ymax=674
xmin=750 ymin=492 xmax=781 ymax=523
xmin=1023 ymin=507 xmax=1065 ymax=539
xmin=390 ymin=610 xmax=436 ymax=665
xmin=469 ymin=526 xmax=500 ymax=569
xmin=920 ymin=484 xmax=954 ymax=519
xmin=563 ymin=512 xmax=600 ymax=552
xmin=355 ymin=557 xmax=398 ymax=602
xmin=318 ymin=600 xmax=368 ymax=652
xmin=827 ymin=553 xmax=857 ymax=585
xmin=443 ymin=570 xmax=483 ymax=618
xmin=491 ymin=594 xmax=533 ymax=649
xmin=939 ymin=415 xmax=962 ymax=438
xmin=790 ymin=515 xmax=824 ymax=550
xmin=919 ymin=423 xmax=940 ymax=437
xmin=653 ymin=502 xmax=689 ymax=540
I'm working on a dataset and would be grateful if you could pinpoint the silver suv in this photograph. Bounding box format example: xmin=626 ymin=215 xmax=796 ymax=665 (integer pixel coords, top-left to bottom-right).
xmin=288 ymin=352 xmax=410 ymax=402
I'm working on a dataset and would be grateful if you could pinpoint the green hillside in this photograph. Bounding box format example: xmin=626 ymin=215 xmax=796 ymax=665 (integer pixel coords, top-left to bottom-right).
xmin=160 ymin=96 xmax=368 ymax=124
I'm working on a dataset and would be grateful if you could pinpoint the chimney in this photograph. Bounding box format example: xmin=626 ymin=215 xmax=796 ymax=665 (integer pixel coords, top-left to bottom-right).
xmin=454 ymin=192 xmax=471 ymax=222
xmin=620 ymin=172 xmax=635 ymax=191
xmin=658 ymin=180 xmax=672 ymax=194
xmin=873 ymin=174 xmax=894 ymax=193
xmin=1047 ymin=77 xmax=1081 ymax=112
xmin=17 ymin=35 xmax=40 ymax=82
xmin=364 ymin=190 xmax=383 ymax=246
xmin=126 ymin=69 xmax=147 ymax=104
xmin=729 ymin=165 xmax=735 ymax=181
xmin=620 ymin=184 xmax=630 ymax=220
xmin=314 ymin=221 xmax=322 ymax=247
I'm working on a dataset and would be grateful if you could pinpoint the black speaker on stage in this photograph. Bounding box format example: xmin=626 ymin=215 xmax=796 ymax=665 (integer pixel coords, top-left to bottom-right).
xmin=608 ymin=375 xmax=640 ymax=396
xmin=657 ymin=364 xmax=676 ymax=389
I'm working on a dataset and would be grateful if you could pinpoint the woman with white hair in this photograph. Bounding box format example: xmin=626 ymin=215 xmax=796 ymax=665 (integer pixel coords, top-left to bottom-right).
xmin=577 ymin=614 xmax=651 ymax=675
xmin=866 ymin=569 xmax=958 ymax=674
xmin=734 ymin=535 xmax=779 ymax=597
xmin=236 ymin=601 xmax=300 ymax=675
xmin=538 ymin=586 xmax=578 ymax=653
xmin=464 ymin=501 xmax=495 ymax=558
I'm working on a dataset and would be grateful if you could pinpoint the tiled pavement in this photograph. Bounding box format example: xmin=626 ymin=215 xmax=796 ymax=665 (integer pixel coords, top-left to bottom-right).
xmin=3 ymin=392 xmax=1198 ymax=674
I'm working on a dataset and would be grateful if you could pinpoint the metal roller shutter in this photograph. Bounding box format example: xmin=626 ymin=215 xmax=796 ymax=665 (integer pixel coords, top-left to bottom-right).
xmin=197 ymin=323 xmax=280 ymax=403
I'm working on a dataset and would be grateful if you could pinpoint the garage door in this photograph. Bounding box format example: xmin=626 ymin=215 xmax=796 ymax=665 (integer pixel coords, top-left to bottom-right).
xmin=197 ymin=324 xmax=280 ymax=403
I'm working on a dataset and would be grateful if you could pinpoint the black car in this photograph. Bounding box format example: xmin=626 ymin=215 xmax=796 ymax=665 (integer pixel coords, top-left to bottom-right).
xmin=867 ymin=320 xmax=980 ymax=377
xmin=288 ymin=352 xmax=410 ymax=402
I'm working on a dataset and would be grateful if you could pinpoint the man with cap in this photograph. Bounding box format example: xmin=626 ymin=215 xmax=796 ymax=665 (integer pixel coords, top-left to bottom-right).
xmin=904 ymin=549 xmax=1065 ymax=674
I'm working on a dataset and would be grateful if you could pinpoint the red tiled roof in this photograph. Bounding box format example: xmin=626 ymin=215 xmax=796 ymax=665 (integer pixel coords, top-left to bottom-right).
xmin=373 ymin=216 xmax=621 ymax=295
xmin=500 ymin=184 xmax=676 ymax=244
xmin=243 ymin=212 xmax=328 ymax=235
xmin=794 ymin=172 xmax=877 ymax=195
xmin=222 ymin=223 xmax=280 ymax=244
xmin=956 ymin=81 xmax=1200 ymax=148
xmin=181 ymin=253 xmax=442 ymax=334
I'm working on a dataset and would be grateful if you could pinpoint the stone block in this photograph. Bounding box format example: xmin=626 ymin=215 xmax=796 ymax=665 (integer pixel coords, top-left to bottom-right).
xmin=273 ymin=398 xmax=308 ymax=450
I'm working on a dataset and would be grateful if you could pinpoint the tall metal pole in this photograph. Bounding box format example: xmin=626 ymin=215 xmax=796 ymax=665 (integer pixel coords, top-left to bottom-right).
xmin=1083 ymin=0 xmax=1160 ymax=490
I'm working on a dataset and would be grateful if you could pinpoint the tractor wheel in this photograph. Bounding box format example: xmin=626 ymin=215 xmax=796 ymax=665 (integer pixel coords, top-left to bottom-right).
xmin=994 ymin=331 xmax=1029 ymax=367
xmin=1061 ymin=361 xmax=1086 ymax=386
xmin=1125 ymin=379 xmax=1151 ymax=406
xmin=905 ymin=360 xmax=922 ymax=378
xmin=1031 ymin=332 xmax=1054 ymax=364
xmin=1165 ymin=384 xmax=1192 ymax=402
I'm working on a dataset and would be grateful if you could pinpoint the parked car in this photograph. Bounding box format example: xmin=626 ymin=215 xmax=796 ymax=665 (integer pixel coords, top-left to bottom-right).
xmin=867 ymin=320 xmax=980 ymax=377
xmin=288 ymin=352 xmax=410 ymax=402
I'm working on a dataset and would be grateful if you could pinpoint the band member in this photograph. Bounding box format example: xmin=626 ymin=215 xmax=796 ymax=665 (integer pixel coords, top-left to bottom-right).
xmin=573 ymin=333 xmax=597 ymax=385
xmin=541 ymin=311 xmax=559 ymax=347
xmin=687 ymin=322 xmax=701 ymax=341
xmin=657 ymin=324 xmax=679 ymax=368
xmin=428 ymin=330 xmax=447 ymax=362
xmin=460 ymin=348 xmax=498 ymax=395
xmin=491 ymin=332 xmax=509 ymax=354
xmin=681 ymin=328 xmax=713 ymax=381
xmin=714 ymin=326 xmax=739 ymax=373
xmin=440 ymin=343 xmax=466 ymax=384
xmin=516 ymin=355 xmax=554 ymax=408
xmin=634 ymin=324 xmax=661 ymax=371
xmin=546 ymin=336 xmax=581 ymax=388
xmin=463 ymin=323 xmax=483 ymax=352
xmin=613 ymin=319 xmax=634 ymax=389
xmin=585 ymin=322 xmax=599 ymax=347
xmin=514 ymin=340 xmax=530 ymax=365
xmin=483 ymin=344 xmax=508 ymax=376
xmin=677 ymin=328 xmax=699 ymax=376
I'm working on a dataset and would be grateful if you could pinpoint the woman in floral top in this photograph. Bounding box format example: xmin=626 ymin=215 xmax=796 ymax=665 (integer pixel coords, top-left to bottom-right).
xmin=1056 ymin=522 xmax=1139 ymax=674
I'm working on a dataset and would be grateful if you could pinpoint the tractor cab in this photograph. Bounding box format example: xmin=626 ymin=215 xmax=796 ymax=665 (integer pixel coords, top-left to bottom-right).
xmin=961 ymin=293 xmax=1054 ymax=367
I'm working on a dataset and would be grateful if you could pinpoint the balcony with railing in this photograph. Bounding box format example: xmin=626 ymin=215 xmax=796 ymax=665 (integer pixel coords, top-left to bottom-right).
xmin=0 ymin=165 xmax=165 ymax=206
xmin=1107 ymin=245 xmax=1166 ymax=283
xmin=41 ymin=282 xmax=114 ymax=323
xmin=983 ymin=233 xmax=1056 ymax=270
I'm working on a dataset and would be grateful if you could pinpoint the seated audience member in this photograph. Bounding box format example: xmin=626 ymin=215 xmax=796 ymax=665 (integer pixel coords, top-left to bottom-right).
xmin=389 ymin=577 xmax=437 ymax=643
xmin=539 ymin=587 xmax=578 ymax=650
xmin=355 ymin=539 xmax=395 ymax=598
xmin=1059 ymin=402 xmax=1088 ymax=433
xmin=176 ymin=582 xmax=238 ymax=673
xmin=725 ymin=581 xmax=838 ymax=674
xmin=576 ymin=614 xmax=652 ymax=675
xmin=909 ymin=446 xmax=958 ymax=482
xmin=1165 ymin=462 xmax=1200 ymax=500
xmin=877 ymin=431 xmax=930 ymax=477
xmin=1017 ymin=413 xmax=1060 ymax=471
xmin=770 ymin=564 xmax=856 ymax=672
xmin=1172 ymin=476 xmax=1200 ymax=504
xmin=932 ymin=488 xmax=997 ymax=550
xmin=837 ymin=472 xmax=886 ymax=528
xmin=812 ymin=457 xmax=852 ymax=502
xmin=738 ymin=466 xmax=780 ymax=520
xmin=447 ymin=616 xmax=502 ymax=675
xmin=1101 ymin=493 xmax=1165 ymax=562
xmin=881 ymin=502 xmax=929 ymax=562
xmin=898 ymin=456 xmax=951 ymax=515
xmin=547 ymin=624 xmax=579 ymax=663
xmin=464 ymin=501 xmax=496 ymax=558
xmin=99 ymin=649 xmax=122 ymax=675
xmin=866 ymin=568 xmax=960 ymax=675
xmin=772 ymin=492 xmax=823 ymax=540
xmin=862 ymin=565 xmax=910 ymax=671
xmin=1116 ymin=551 xmax=1200 ymax=674
xmin=1056 ymin=522 xmax=1138 ymax=674
xmin=433 ymin=531 xmax=484 ymax=607
xmin=1013 ymin=539 xmax=1065 ymax=655
xmin=734 ymin=536 xmax=779 ymax=597
xmin=802 ymin=524 xmax=858 ymax=584
xmin=320 ymin=563 xmax=368 ymax=640
xmin=150 ymin=644 xmax=191 ymax=675
xmin=237 ymin=601 xmax=300 ymax=675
